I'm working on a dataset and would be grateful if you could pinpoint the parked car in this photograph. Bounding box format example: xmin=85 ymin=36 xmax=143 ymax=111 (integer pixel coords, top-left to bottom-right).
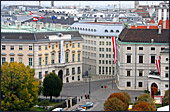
xmin=79 ymin=104 xmax=91 ymax=109
xmin=72 ymin=108 xmax=86 ymax=111
xmin=85 ymin=102 xmax=93 ymax=107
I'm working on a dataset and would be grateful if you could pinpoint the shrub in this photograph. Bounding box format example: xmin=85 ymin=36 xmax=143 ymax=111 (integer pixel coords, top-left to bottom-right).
xmin=104 ymin=97 xmax=128 ymax=111
xmin=162 ymin=89 xmax=169 ymax=106
xmin=132 ymin=102 xmax=155 ymax=111
xmin=121 ymin=91 xmax=131 ymax=104
xmin=108 ymin=93 xmax=127 ymax=104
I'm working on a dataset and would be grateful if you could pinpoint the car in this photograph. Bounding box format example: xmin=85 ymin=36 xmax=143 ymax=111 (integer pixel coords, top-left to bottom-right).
xmin=79 ymin=104 xmax=91 ymax=109
xmin=72 ymin=108 xmax=86 ymax=111
xmin=85 ymin=102 xmax=93 ymax=107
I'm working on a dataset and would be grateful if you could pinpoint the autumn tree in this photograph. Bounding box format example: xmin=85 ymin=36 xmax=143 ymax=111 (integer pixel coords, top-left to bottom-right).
xmin=162 ymin=89 xmax=169 ymax=106
xmin=1 ymin=62 xmax=39 ymax=111
xmin=104 ymin=97 xmax=128 ymax=111
xmin=121 ymin=91 xmax=131 ymax=104
xmin=43 ymin=72 xmax=63 ymax=102
xmin=131 ymin=102 xmax=155 ymax=111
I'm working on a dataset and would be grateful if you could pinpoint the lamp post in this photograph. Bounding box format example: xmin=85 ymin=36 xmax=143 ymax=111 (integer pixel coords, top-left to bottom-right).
xmin=88 ymin=65 xmax=91 ymax=99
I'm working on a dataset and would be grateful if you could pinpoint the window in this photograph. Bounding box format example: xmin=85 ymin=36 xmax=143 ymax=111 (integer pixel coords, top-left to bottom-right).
xmin=109 ymin=67 xmax=111 ymax=74
xmin=106 ymin=60 xmax=108 ymax=64
xmin=52 ymin=70 xmax=55 ymax=73
xmin=166 ymin=58 xmax=169 ymax=61
xmin=99 ymin=60 xmax=101 ymax=64
xmin=99 ymin=66 xmax=101 ymax=74
xmin=161 ymin=47 xmax=165 ymax=50
xmin=165 ymin=84 xmax=168 ymax=88
xmin=78 ymin=67 xmax=81 ymax=74
xmin=2 ymin=45 xmax=6 ymax=50
xmin=127 ymin=82 xmax=131 ymax=87
xmin=105 ymin=30 xmax=108 ymax=32
xmin=151 ymin=47 xmax=155 ymax=50
xmin=18 ymin=57 xmax=22 ymax=63
xmin=52 ymin=45 xmax=54 ymax=49
xmin=51 ymin=53 xmax=55 ymax=64
xmin=116 ymin=30 xmax=119 ymax=33
xmin=65 ymin=52 xmax=69 ymax=63
xmin=127 ymin=71 xmax=130 ymax=76
xmin=29 ymin=46 xmax=32 ymax=50
xmin=72 ymin=68 xmax=75 ymax=75
xmin=109 ymin=60 xmax=111 ymax=64
xmin=106 ymin=67 xmax=108 ymax=74
xmin=72 ymin=76 xmax=74 ymax=80
xmin=138 ymin=82 xmax=143 ymax=87
xmin=102 ymin=60 xmax=104 ymax=64
xmin=78 ymin=53 xmax=80 ymax=62
xmin=39 ymin=46 xmax=41 ymax=50
xmin=45 ymin=71 xmax=48 ymax=75
xmin=66 ymin=44 xmax=68 ymax=48
xmin=78 ymin=43 xmax=80 ymax=47
xmin=139 ymin=56 xmax=143 ymax=63
xmin=102 ymin=67 xmax=104 ymax=74
xmin=38 ymin=57 xmax=42 ymax=66
xmin=151 ymin=56 xmax=155 ymax=64
xmin=19 ymin=45 xmax=22 ymax=50
xmin=78 ymin=76 xmax=80 ymax=81
xmin=127 ymin=47 xmax=131 ymax=50
xmin=45 ymin=45 xmax=48 ymax=50
xmin=45 ymin=56 xmax=48 ymax=65
xmin=165 ymin=73 xmax=168 ymax=78
xmin=110 ymin=30 xmax=114 ymax=33
xmin=138 ymin=71 xmax=143 ymax=76
xmin=127 ymin=55 xmax=131 ymax=63
xmin=106 ymin=48 xmax=108 ymax=52
xmin=165 ymin=67 xmax=169 ymax=70
xmin=72 ymin=43 xmax=75 ymax=48
xmin=139 ymin=47 xmax=143 ymax=50
xmin=29 ymin=58 xmax=32 ymax=66
xmin=10 ymin=45 xmax=14 ymax=50
xmin=39 ymin=72 xmax=42 ymax=79
xmin=66 ymin=68 xmax=69 ymax=75
xmin=72 ymin=54 xmax=75 ymax=62
xmin=10 ymin=57 xmax=14 ymax=62
xmin=2 ymin=57 xmax=6 ymax=65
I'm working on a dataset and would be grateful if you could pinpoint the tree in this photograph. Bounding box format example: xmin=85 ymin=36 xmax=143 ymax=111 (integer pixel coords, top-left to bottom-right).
xmin=104 ymin=97 xmax=128 ymax=111
xmin=1 ymin=62 xmax=39 ymax=111
xmin=162 ymin=89 xmax=169 ymax=106
xmin=43 ymin=72 xmax=63 ymax=102
xmin=132 ymin=102 xmax=155 ymax=111
xmin=121 ymin=91 xmax=131 ymax=104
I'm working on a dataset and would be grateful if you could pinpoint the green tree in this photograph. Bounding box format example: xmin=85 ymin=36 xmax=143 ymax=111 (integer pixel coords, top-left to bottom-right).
xmin=121 ymin=91 xmax=131 ymax=104
xmin=104 ymin=97 xmax=127 ymax=111
xmin=43 ymin=72 xmax=63 ymax=102
xmin=1 ymin=62 xmax=39 ymax=111
xmin=162 ymin=89 xmax=169 ymax=106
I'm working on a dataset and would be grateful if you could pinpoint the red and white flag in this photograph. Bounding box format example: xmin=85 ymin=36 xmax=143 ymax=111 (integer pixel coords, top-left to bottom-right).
xmin=33 ymin=17 xmax=39 ymax=22
xmin=40 ymin=15 xmax=43 ymax=19
xmin=155 ymin=59 xmax=161 ymax=75
xmin=112 ymin=36 xmax=117 ymax=63
xmin=29 ymin=11 xmax=33 ymax=15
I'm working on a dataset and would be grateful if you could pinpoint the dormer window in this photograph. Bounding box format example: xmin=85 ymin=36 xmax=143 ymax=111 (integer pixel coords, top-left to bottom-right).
xmin=105 ymin=30 xmax=108 ymax=32
xmin=116 ymin=30 xmax=119 ymax=33
xmin=110 ymin=30 xmax=114 ymax=33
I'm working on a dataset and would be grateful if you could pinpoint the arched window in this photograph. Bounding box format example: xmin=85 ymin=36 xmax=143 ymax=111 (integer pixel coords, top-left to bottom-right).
xmin=78 ymin=27 xmax=79 ymax=30
xmin=80 ymin=28 xmax=82 ymax=30
xmin=85 ymin=28 xmax=87 ymax=31
xmin=110 ymin=30 xmax=114 ymax=33
xmin=105 ymin=29 xmax=108 ymax=32
xmin=91 ymin=29 xmax=93 ymax=32
xmin=94 ymin=29 xmax=96 ymax=32
xmin=88 ymin=29 xmax=90 ymax=31
xmin=83 ymin=28 xmax=85 ymax=30
xmin=116 ymin=30 xmax=119 ymax=33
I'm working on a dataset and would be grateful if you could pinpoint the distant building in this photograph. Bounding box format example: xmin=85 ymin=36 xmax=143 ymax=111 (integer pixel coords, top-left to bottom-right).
xmin=1 ymin=23 xmax=83 ymax=83
xmin=70 ymin=22 xmax=124 ymax=77
xmin=116 ymin=26 xmax=169 ymax=93
xmin=134 ymin=1 xmax=139 ymax=9
xmin=155 ymin=1 xmax=169 ymax=23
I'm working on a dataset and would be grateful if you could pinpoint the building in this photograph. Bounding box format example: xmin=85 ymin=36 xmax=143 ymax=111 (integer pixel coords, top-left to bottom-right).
xmin=1 ymin=23 xmax=83 ymax=83
xmin=116 ymin=26 xmax=169 ymax=91
xmin=155 ymin=1 xmax=169 ymax=23
xmin=70 ymin=22 xmax=124 ymax=77
xmin=148 ymin=48 xmax=169 ymax=97
xmin=134 ymin=1 xmax=139 ymax=9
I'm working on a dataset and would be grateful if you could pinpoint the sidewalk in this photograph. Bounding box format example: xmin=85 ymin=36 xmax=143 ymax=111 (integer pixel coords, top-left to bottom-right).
xmin=66 ymin=98 xmax=96 ymax=111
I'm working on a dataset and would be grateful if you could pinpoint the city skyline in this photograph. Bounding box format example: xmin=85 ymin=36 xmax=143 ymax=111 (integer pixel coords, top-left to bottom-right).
xmin=1 ymin=1 xmax=163 ymax=7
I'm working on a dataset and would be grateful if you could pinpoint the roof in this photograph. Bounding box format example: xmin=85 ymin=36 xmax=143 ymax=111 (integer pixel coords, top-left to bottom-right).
xmin=85 ymin=22 xmax=123 ymax=24
xmin=118 ymin=28 xmax=169 ymax=43
xmin=148 ymin=19 xmax=155 ymax=23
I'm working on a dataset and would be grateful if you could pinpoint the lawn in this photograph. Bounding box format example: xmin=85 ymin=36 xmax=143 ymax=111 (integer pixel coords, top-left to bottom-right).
xmin=31 ymin=107 xmax=48 ymax=111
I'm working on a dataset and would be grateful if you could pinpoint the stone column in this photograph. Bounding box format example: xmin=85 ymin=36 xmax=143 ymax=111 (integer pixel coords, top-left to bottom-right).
xmin=70 ymin=97 xmax=73 ymax=107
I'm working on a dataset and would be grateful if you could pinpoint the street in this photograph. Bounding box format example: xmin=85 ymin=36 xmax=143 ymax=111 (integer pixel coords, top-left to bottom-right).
xmin=60 ymin=78 xmax=144 ymax=111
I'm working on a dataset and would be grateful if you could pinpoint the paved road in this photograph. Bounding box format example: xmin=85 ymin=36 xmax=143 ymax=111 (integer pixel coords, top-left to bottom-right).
xmin=60 ymin=79 xmax=144 ymax=111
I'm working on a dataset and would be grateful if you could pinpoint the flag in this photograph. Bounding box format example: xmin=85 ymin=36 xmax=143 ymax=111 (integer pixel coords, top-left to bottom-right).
xmin=40 ymin=15 xmax=43 ymax=19
xmin=155 ymin=59 xmax=161 ymax=75
xmin=52 ymin=15 xmax=56 ymax=23
xmin=112 ymin=36 xmax=117 ymax=63
xmin=29 ymin=11 xmax=33 ymax=15
xmin=33 ymin=17 xmax=39 ymax=22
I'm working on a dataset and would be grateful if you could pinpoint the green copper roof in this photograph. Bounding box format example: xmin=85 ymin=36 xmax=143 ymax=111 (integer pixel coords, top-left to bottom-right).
xmin=117 ymin=40 xmax=169 ymax=45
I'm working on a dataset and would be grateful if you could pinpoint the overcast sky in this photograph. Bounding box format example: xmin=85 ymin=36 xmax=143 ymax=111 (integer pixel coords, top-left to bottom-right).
xmin=1 ymin=1 xmax=163 ymax=7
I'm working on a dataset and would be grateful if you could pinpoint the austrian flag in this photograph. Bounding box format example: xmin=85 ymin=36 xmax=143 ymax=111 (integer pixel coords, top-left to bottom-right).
xmin=155 ymin=58 xmax=161 ymax=75
xmin=112 ymin=36 xmax=117 ymax=63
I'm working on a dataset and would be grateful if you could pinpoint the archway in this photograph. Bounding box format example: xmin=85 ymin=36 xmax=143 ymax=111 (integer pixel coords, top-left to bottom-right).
xmin=58 ymin=70 xmax=63 ymax=82
xmin=151 ymin=83 xmax=158 ymax=98
xmin=66 ymin=77 xmax=69 ymax=83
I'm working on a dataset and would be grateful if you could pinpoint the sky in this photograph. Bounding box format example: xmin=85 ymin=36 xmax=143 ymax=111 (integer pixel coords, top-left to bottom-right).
xmin=1 ymin=1 xmax=163 ymax=7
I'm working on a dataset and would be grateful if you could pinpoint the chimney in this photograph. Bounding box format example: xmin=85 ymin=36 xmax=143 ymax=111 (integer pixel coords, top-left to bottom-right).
xmin=36 ymin=24 xmax=41 ymax=30
xmin=151 ymin=39 xmax=154 ymax=43
xmin=17 ymin=24 xmax=21 ymax=30
xmin=158 ymin=25 xmax=161 ymax=34
xmin=147 ymin=23 xmax=149 ymax=29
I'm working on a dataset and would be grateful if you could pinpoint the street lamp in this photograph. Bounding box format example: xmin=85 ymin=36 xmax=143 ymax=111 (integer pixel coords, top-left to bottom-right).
xmin=88 ymin=65 xmax=91 ymax=99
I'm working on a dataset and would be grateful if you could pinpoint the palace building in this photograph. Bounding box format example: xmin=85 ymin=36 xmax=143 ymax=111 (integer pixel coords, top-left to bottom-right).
xmin=1 ymin=23 xmax=83 ymax=83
